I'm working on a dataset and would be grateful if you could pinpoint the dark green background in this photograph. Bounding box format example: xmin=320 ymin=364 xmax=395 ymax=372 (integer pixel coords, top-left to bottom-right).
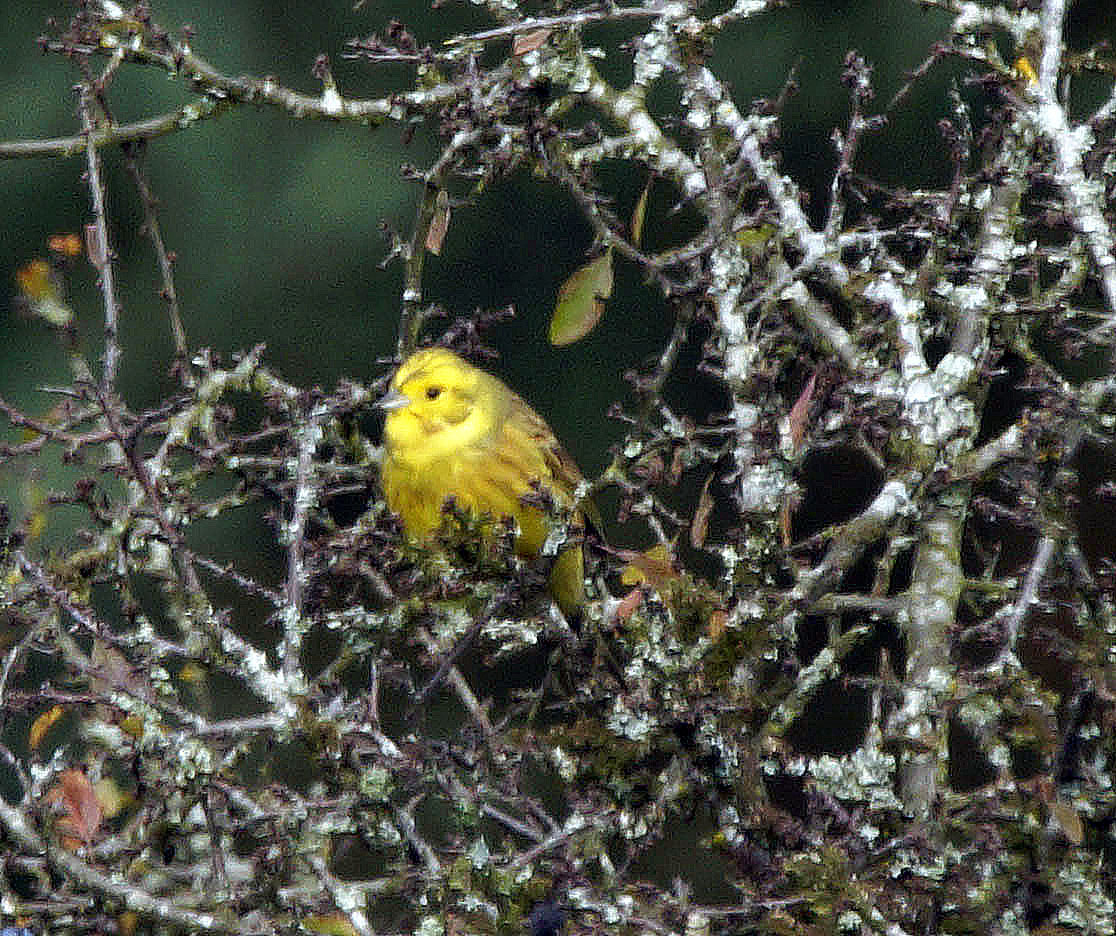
xmin=0 ymin=1 xmax=1111 ymax=525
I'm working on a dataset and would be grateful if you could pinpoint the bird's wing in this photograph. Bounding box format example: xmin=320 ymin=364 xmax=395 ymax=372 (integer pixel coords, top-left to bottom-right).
xmin=504 ymin=392 xmax=603 ymax=535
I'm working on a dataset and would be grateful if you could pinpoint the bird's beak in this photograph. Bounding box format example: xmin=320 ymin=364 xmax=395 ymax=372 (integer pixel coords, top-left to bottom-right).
xmin=377 ymin=388 xmax=411 ymax=412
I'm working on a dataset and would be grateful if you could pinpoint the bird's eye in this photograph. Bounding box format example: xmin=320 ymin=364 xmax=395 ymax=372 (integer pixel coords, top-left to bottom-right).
xmin=426 ymin=386 xmax=442 ymax=400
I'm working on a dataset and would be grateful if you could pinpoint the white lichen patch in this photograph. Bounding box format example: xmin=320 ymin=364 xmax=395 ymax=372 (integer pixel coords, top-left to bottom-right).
xmin=174 ymin=737 xmax=214 ymax=784
xmin=320 ymin=85 xmax=343 ymax=115
xmin=1054 ymin=861 xmax=1115 ymax=930
xmin=810 ymin=746 xmax=902 ymax=811
xmin=607 ymin=696 xmax=656 ymax=742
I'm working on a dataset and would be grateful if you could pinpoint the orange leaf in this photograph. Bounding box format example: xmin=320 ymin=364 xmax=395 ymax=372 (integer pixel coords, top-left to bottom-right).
xmin=29 ymin=705 xmax=65 ymax=751
xmin=45 ymin=769 xmax=103 ymax=848
xmin=15 ymin=259 xmax=52 ymax=302
xmin=707 ymin=609 xmax=728 ymax=641
xmin=15 ymin=258 xmax=72 ymax=327
xmin=48 ymin=233 xmax=83 ymax=257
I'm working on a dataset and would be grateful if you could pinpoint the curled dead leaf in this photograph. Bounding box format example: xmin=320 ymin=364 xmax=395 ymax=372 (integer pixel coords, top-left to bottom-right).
xmin=45 ymin=768 xmax=103 ymax=849
xmin=789 ymin=372 xmax=817 ymax=454
xmin=619 ymin=543 xmax=680 ymax=592
xmin=425 ymin=188 xmax=451 ymax=256
xmin=512 ymin=28 xmax=552 ymax=56
xmin=691 ymin=474 xmax=715 ymax=549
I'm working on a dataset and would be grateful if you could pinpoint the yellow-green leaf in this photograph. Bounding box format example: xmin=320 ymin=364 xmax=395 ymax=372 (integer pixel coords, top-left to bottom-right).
xmin=631 ymin=180 xmax=651 ymax=247
xmin=302 ymin=912 xmax=360 ymax=936
xmin=735 ymin=223 xmax=777 ymax=251
xmin=29 ymin=705 xmax=65 ymax=751
xmin=549 ymin=249 xmax=613 ymax=346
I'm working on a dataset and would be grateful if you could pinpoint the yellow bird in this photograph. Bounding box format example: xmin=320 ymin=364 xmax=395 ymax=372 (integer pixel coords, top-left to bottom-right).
xmin=380 ymin=347 xmax=590 ymax=619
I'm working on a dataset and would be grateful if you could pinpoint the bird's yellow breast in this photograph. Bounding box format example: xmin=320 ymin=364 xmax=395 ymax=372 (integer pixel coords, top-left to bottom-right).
xmin=382 ymin=417 xmax=550 ymax=555
xmin=379 ymin=347 xmax=587 ymax=617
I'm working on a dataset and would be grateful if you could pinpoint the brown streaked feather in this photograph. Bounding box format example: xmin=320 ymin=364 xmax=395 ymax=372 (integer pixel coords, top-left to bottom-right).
xmin=502 ymin=391 xmax=601 ymax=530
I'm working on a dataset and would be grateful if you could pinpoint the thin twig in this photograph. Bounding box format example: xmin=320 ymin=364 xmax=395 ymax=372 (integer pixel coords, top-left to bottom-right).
xmin=78 ymin=85 xmax=122 ymax=393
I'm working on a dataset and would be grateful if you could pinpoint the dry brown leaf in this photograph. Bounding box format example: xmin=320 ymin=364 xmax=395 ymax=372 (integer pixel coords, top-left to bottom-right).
xmin=619 ymin=544 xmax=680 ymax=593
xmin=789 ymin=371 xmax=817 ymax=454
xmin=512 ymin=28 xmax=551 ymax=55
xmin=691 ymin=473 xmax=715 ymax=549
xmin=780 ymin=498 xmax=793 ymax=548
xmin=614 ymin=588 xmax=644 ymax=622
xmin=1050 ymin=799 xmax=1084 ymax=845
xmin=707 ymin=609 xmax=728 ymax=641
xmin=45 ymin=768 xmax=103 ymax=849
xmin=425 ymin=188 xmax=451 ymax=256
